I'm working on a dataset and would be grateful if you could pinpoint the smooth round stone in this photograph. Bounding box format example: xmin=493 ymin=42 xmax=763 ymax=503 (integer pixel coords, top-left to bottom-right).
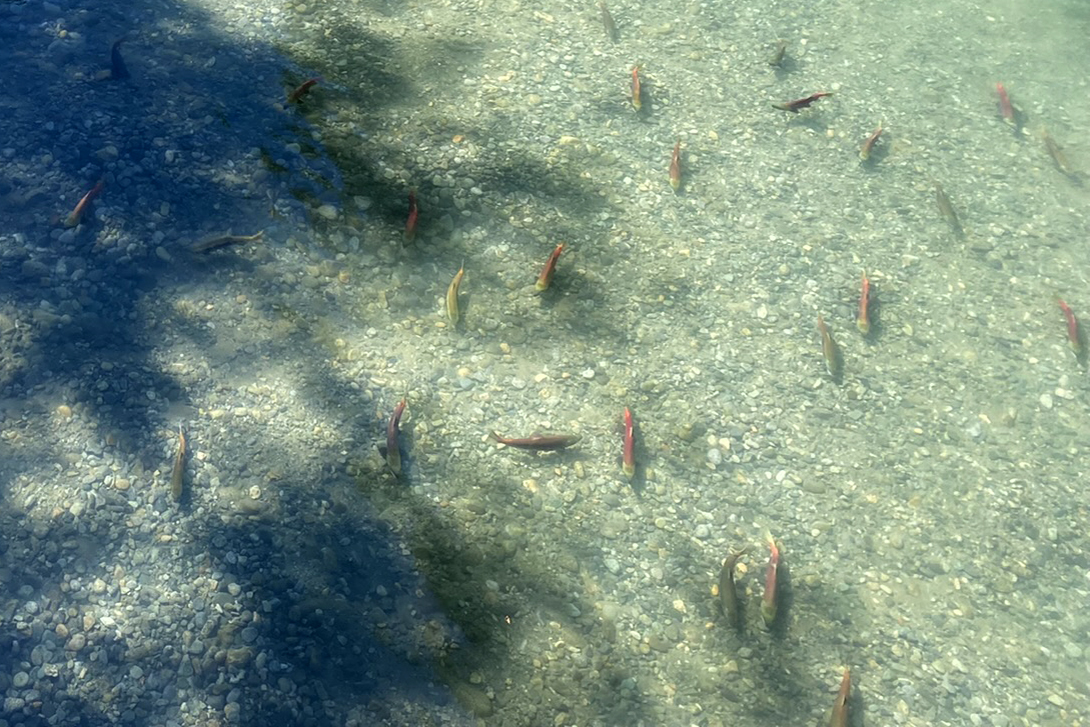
xmin=12 ymin=672 xmax=30 ymax=688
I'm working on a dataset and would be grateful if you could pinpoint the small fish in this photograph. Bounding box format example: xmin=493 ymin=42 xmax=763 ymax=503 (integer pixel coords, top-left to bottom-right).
xmin=599 ymin=0 xmax=618 ymax=43
xmin=859 ymin=121 xmax=883 ymax=162
xmin=828 ymin=667 xmax=851 ymax=727
xmin=772 ymin=92 xmax=833 ymax=113
xmin=996 ymin=82 xmax=1015 ymax=125
xmin=668 ymin=138 xmax=682 ymax=192
xmin=446 ymin=262 xmax=465 ymax=325
xmin=170 ymin=424 xmax=187 ymax=502
xmin=622 ymin=407 xmax=635 ymax=480
xmin=768 ymin=39 xmax=787 ymax=68
xmin=489 ymin=432 xmax=581 ymax=451
xmin=1057 ymin=297 xmax=1084 ymax=358
xmin=631 ymin=65 xmax=642 ymax=111
xmin=536 ymin=243 xmax=565 ymax=292
xmin=760 ymin=533 xmax=780 ymax=629
xmin=856 ymin=271 xmax=872 ymax=336
xmin=386 ymin=399 xmax=407 ymax=475
xmin=63 ymin=180 xmax=104 ymax=228
xmin=718 ymin=548 xmax=747 ymax=632
xmin=817 ymin=315 xmax=843 ymax=381
xmin=190 ymin=230 xmax=264 ymax=252
xmin=110 ymin=39 xmax=130 ymax=80
xmin=287 ymin=77 xmax=320 ymax=104
xmin=933 ymin=181 xmax=963 ymax=238
xmin=1042 ymin=128 xmax=1078 ymax=179
xmin=405 ymin=189 xmax=419 ymax=242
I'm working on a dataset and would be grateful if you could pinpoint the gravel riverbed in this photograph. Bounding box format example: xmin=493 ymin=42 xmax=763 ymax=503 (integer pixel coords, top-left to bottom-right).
xmin=2 ymin=0 xmax=1090 ymax=725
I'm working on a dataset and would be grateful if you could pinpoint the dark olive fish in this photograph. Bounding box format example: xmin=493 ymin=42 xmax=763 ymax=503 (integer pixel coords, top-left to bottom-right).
xmin=933 ymin=181 xmax=964 ymax=238
xmin=599 ymin=1 xmax=618 ymax=43
xmin=386 ymin=399 xmax=406 ymax=475
xmin=190 ymin=230 xmax=264 ymax=253
xmin=170 ymin=424 xmax=186 ymax=501
xmin=1042 ymin=127 xmax=1078 ymax=180
xmin=489 ymin=431 xmax=581 ymax=450
xmin=768 ymin=39 xmax=787 ymax=67
xmin=110 ymin=39 xmax=130 ymax=80
xmin=817 ymin=315 xmax=843 ymax=382
xmin=718 ymin=549 xmax=747 ymax=631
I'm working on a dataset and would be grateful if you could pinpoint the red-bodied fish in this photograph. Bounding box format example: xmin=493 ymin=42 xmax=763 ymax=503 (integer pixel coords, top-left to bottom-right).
xmin=536 ymin=243 xmax=564 ymax=292
xmin=772 ymin=92 xmax=833 ymax=113
xmin=996 ymin=82 xmax=1014 ymax=125
xmin=857 ymin=271 xmax=872 ymax=336
xmin=631 ymin=66 xmax=642 ymax=111
xmin=404 ymin=190 xmax=418 ymax=242
xmin=386 ymin=399 xmax=406 ymax=474
xmin=64 ymin=180 xmax=105 ymax=228
xmin=1057 ymin=298 xmax=1083 ymax=357
xmin=287 ymin=77 xmax=320 ymax=104
xmin=622 ymin=407 xmax=635 ymax=480
xmin=828 ymin=667 xmax=851 ymax=727
xmin=760 ymin=533 xmax=780 ymax=628
xmin=668 ymin=139 xmax=682 ymax=191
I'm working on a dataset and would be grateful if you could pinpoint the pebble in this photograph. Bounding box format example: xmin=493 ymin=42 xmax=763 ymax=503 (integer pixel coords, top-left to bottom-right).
xmin=1039 ymin=393 xmax=1053 ymax=410
xmin=12 ymin=671 xmax=29 ymax=688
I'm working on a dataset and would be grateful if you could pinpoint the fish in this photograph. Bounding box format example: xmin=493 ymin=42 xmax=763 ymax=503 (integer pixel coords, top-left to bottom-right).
xmin=772 ymin=92 xmax=832 ymax=113
xmin=599 ymin=0 xmax=618 ymax=43
xmin=817 ymin=315 xmax=843 ymax=381
xmin=404 ymin=189 xmax=419 ymax=242
xmin=622 ymin=407 xmax=635 ymax=480
xmin=1057 ymin=297 xmax=1084 ymax=358
xmin=1041 ymin=128 xmax=1078 ymax=179
xmin=718 ymin=548 xmax=747 ymax=631
xmin=631 ymin=65 xmax=642 ymax=111
xmin=856 ymin=271 xmax=872 ymax=336
xmin=446 ymin=262 xmax=465 ymax=325
xmin=768 ymin=39 xmax=787 ymax=67
xmin=489 ymin=432 xmax=581 ymax=451
xmin=996 ymin=82 xmax=1015 ymax=125
xmin=760 ymin=533 xmax=780 ymax=629
xmin=859 ymin=121 xmax=883 ymax=161
xmin=933 ymin=181 xmax=964 ymax=238
xmin=190 ymin=230 xmax=264 ymax=252
xmin=63 ymin=180 xmax=104 ymax=228
xmin=110 ymin=39 xmax=130 ymax=80
xmin=828 ymin=667 xmax=851 ymax=727
xmin=536 ymin=243 xmax=565 ymax=292
xmin=170 ymin=424 xmax=187 ymax=502
xmin=386 ymin=399 xmax=406 ymax=474
xmin=287 ymin=77 xmax=320 ymax=104
xmin=668 ymin=139 xmax=682 ymax=192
